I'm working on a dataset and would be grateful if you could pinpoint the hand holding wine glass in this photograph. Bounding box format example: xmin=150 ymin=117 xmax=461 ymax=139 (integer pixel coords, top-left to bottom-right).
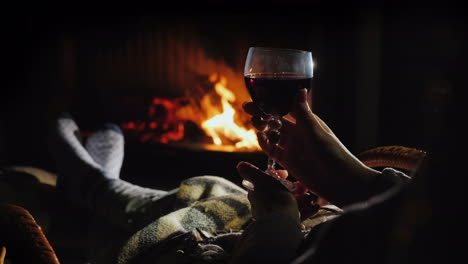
xmin=243 ymin=47 xmax=314 ymax=191
xmin=244 ymin=88 xmax=382 ymax=207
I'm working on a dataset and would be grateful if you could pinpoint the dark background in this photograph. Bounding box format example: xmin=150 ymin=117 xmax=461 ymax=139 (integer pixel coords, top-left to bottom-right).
xmin=1 ymin=8 xmax=465 ymax=187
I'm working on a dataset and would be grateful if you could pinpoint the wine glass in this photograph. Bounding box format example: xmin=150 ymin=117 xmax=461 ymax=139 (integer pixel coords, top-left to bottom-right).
xmin=242 ymin=47 xmax=314 ymax=191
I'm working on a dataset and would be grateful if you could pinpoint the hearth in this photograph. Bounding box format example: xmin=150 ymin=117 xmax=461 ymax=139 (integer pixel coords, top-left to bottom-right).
xmin=121 ymin=140 xmax=266 ymax=191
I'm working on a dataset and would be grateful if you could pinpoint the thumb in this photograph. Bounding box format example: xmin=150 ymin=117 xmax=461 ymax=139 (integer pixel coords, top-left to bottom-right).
xmin=293 ymin=89 xmax=320 ymax=129
xmin=237 ymin=162 xmax=288 ymax=191
xmin=293 ymin=89 xmax=313 ymax=121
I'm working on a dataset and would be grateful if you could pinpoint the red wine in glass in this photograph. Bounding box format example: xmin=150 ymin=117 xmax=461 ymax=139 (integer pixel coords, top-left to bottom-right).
xmin=244 ymin=74 xmax=312 ymax=116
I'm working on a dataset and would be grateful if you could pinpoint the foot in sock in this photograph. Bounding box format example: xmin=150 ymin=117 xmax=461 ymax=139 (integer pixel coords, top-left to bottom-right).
xmin=85 ymin=123 xmax=124 ymax=179
xmin=49 ymin=113 xmax=110 ymax=208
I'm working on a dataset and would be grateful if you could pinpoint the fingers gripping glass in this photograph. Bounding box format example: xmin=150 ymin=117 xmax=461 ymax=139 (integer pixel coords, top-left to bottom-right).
xmin=243 ymin=47 xmax=314 ymax=190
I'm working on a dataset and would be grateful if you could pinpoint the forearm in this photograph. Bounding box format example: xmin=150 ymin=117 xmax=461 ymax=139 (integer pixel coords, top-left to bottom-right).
xmin=329 ymin=165 xmax=411 ymax=208
xmin=229 ymin=212 xmax=304 ymax=264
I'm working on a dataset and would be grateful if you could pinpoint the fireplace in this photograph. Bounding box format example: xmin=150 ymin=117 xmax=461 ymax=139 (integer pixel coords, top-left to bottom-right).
xmin=67 ymin=16 xmax=321 ymax=154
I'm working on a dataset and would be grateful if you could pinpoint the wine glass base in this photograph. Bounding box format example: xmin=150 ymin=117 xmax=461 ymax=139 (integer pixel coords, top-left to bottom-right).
xmin=242 ymin=179 xmax=255 ymax=191
xmin=241 ymin=172 xmax=297 ymax=192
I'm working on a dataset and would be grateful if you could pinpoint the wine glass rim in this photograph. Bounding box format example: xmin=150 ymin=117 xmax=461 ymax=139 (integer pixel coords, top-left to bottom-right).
xmin=248 ymin=46 xmax=312 ymax=54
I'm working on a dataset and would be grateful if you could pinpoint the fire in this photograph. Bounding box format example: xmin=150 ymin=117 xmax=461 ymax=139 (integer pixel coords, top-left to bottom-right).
xmin=121 ymin=74 xmax=260 ymax=152
xmin=201 ymin=75 xmax=259 ymax=150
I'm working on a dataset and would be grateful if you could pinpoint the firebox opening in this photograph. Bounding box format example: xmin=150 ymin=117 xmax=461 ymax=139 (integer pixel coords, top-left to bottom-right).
xmin=121 ymin=73 xmax=260 ymax=152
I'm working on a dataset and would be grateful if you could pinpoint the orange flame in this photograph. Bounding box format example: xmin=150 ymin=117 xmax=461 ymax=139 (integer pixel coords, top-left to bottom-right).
xmin=200 ymin=74 xmax=259 ymax=150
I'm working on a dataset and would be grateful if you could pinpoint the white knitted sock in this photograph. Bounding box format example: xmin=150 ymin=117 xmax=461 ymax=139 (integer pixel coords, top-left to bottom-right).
xmin=85 ymin=124 xmax=124 ymax=179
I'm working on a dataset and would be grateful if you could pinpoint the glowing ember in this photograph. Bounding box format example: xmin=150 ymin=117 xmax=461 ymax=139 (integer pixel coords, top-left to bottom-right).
xmin=121 ymin=74 xmax=260 ymax=152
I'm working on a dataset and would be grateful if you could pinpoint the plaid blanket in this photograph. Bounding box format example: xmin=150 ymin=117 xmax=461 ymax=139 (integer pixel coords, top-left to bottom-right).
xmin=117 ymin=175 xmax=252 ymax=264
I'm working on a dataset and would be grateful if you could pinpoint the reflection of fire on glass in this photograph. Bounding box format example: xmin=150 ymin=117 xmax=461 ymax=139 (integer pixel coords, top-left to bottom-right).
xmin=121 ymin=74 xmax=260 ymax=152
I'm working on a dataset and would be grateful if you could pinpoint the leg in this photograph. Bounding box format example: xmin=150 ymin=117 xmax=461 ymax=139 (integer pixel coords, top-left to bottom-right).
xmin=92 ymin=179 xmax=179 ymax=232
xmin=48 ymin=114 xmax=179 ymax=232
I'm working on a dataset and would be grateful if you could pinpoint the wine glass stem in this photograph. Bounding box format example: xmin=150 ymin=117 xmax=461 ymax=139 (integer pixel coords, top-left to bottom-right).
xmin=267 ymin=158 xmax=276 ymax=171
xmin=264 ymin=114 xmax=281 ymax=178
xmin=266 ymin=157 xmax=280 ymax=178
